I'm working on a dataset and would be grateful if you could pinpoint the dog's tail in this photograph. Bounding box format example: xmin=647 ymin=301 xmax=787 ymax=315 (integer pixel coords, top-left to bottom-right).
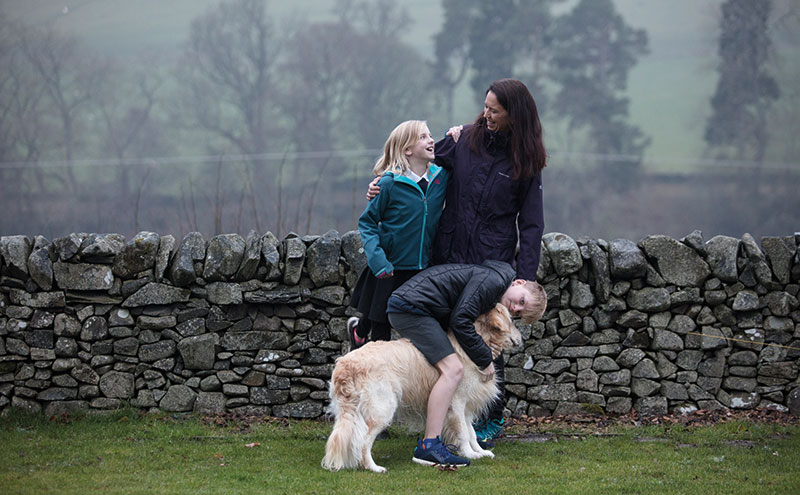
xmin=321 ymin=361 xmax=368 ymax=471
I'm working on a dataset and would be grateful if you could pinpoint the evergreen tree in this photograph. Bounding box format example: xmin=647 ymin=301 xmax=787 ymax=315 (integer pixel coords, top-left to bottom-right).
xmin=466 ymin=0 xmax=520 ymax=98
xmin=510 ymin=0 xmax=559 ymax=108
xmin=549 ymin=0 xmax=649 ymax=161
xmin=705 ymin=0 xmax=779 ymax=163
xmin=433 ymin=0 xmax=475 ymax=123
xmin=434 ymin=0 xmax=559 ymax=114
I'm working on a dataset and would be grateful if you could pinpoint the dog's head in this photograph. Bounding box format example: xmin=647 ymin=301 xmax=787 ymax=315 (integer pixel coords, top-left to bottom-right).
xmin=475 ymin=304 xmax=523 ymax=359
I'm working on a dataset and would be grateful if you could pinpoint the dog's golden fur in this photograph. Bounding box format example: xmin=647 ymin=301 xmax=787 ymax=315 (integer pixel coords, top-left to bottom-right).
xmin=321 ymin=304 xmax=522 ymax=473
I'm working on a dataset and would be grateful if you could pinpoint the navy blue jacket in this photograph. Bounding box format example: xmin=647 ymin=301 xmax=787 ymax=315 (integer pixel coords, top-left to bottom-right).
xmin=358 ymin=165 xmax=449 ymax=276
xmin=433 ymin=124 xmax=543 ymax=281
xmin=387 ymin=260 xmax=515 ymax=369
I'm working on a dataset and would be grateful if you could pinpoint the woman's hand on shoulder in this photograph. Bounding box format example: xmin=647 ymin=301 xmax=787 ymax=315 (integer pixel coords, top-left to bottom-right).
xmin=446 ymin=125 xmax=463 ymax=143
xmin=366 ymin=176 xmax=381 ymax=201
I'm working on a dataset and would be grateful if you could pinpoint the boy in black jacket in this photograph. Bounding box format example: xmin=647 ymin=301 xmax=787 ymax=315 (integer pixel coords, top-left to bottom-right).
xmin=385 ymin=260 xmax=546 ymax=467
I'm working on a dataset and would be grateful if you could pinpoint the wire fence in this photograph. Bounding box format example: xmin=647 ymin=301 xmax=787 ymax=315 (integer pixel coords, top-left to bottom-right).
xmin=1 ymin=149 xmax=798 ymax=241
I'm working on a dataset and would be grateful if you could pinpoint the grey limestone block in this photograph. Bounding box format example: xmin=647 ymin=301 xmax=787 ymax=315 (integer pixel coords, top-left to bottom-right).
xmin=113 ymin=231 xmax=160 ymax=278
xmin=1 ymin=235 xmax=32 ymax=278
xmin=170 ymin=232 xmax=206 ymax=287
xmin=203 ymin=234 xmax=246 ymax=282
xmin=235 ymin=230 xmax=262 ymax=281
xmin=155 ymin=235 xmax=175 ymax=282
xmin=639 ymin=235 xmax=710 ymax=287
xmin=122 ymin=283 xmax=190 ymax=307
xmin=80 ymin=233 xmax=126 ymax=262
xmin=705 ymin=235 xmax=740 ymax=283
xmin=306 ymin=229 xmax=342 ymax=287
xmin=635 ymin=396 xmax=668 ymax=415
xmin=282 ymin=236 xmax=306 ymax=285
xmin=160 ymin=384 xmax=197 ymax=412
xmin=53 ymin=262 xmax=114 ymax=291
xmin=543 ymin=233 xmax=583 ymax=277
xmin=609 ymin=238 xmax=647 ymax=279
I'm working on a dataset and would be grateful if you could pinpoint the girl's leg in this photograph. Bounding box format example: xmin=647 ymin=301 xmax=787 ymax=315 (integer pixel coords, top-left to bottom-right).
xmin=424 ymin=353 xmax=464 ymax=440
xmin=355 ymin=318 xmax=371 ymax=340
xmin=370 ymin=321 xmax=392 ymax=341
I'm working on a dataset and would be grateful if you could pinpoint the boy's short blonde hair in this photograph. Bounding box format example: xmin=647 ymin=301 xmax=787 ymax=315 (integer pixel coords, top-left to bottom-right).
xmin=519 ymin=281 xmax=547 ymax=324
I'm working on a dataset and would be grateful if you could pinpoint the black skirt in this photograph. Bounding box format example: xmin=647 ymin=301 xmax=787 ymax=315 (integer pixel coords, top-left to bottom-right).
xmin=350 ymin=267 xmax=419 ymax=323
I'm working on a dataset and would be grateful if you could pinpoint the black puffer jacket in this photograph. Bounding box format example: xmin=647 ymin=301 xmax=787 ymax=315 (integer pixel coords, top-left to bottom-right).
xmin=386 ymin=260 xmax=515 ymax=369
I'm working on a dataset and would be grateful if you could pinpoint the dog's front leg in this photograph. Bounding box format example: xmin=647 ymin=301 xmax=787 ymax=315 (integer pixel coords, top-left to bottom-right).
xmin=447 ymin=401 xmax=493 ymax=459
xmin=465 ymin=421 xmax=494 ymax=459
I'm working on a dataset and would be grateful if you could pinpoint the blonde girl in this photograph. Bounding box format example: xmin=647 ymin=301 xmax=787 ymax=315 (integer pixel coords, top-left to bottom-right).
xmin=348 ymin=120 xmax=449 ymax=348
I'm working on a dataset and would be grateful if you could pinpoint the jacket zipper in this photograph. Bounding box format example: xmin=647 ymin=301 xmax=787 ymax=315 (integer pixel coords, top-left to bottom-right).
xmin=417 ymin=166 xmax=442 ymax=269
xmin=418 ymin=193 xmax=427 ymax=269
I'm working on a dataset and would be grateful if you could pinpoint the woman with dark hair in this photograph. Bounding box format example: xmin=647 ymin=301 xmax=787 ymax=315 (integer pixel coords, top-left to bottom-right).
xmin=435 ymin=78 xmax=546 ymax=279
xmin=367 ymin=78 xmax=547 ymax=445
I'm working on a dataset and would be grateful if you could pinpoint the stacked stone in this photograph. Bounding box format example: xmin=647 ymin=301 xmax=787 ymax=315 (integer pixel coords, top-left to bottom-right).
xmin=2 ymin=229 xmax=799 ymax=418
xmin=504 ymin=231 xmax=800 ymax=417
xmin=0 ymin=230 xmax=364 ymax=417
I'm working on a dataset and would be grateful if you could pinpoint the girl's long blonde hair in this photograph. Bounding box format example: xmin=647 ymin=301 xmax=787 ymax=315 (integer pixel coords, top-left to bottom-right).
xmin=372 ymin=120 xmax=428 ymax=176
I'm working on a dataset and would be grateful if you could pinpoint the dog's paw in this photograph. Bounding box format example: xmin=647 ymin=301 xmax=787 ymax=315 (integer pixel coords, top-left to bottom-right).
xmin=460 ymin=448 xmax=487 ymax=459
xmin=468 ymin=448 xmax=495 ymax=459
xmin=367 ymin=465 xmax=387 ymax=473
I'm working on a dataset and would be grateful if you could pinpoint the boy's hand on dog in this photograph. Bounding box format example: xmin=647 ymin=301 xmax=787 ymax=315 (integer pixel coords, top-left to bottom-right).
xmin=479 ymin=362 xmax=495 ymax=382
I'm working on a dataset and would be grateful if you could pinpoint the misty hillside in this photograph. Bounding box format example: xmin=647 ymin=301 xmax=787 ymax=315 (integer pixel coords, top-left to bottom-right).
xmin=1 ymin=0 xmax=797 ymax=242
xmin=2 ymin=0 xmax=748 ymax=164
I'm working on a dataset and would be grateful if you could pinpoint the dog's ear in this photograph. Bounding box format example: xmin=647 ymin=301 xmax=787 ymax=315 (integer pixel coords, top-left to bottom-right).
xmin=488 ymin=304 xmax=512 ymax=334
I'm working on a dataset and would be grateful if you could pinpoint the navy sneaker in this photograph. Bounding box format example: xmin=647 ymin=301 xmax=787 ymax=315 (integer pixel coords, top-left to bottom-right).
xmin=412 ymin=436 xmax=470 ymax=467
xmin=347 ymin=317 xmax=365 ymax=351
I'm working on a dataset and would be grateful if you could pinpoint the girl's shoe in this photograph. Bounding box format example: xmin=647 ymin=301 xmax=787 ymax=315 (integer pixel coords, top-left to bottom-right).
xmin=475 ymin=418 xmax=504 ymax=442
xmin=347 ymin=317 xmax=366 ymax=351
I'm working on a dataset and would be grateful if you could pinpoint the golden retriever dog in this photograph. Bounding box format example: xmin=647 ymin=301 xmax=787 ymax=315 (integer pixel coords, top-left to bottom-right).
xmin=321 ymin=304 xmax=522 ymax=473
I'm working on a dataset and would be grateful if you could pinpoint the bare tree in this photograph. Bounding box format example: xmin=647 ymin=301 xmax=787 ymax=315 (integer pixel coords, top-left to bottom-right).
xmin=19 ymin=25 xmax=105 ymax=194
xmin=282 ymin=21 xmax=360 ymax=153
xmin=133 ymin=164 xmax=154 ymax=232
xmin=338 ymin=1 xmax=437 ymax=149
xmin=334 ymin=0 xmax=410 ymax=39
xmin=213 ymin=159 xmax=226 ymax=235
xmin=175 ymin=0 xmax=281 ymax=155
xmin=96 ymin=59 xmax=167 ymax=207
xmin=0 ymin=19 xmax=54 ymax=193
xmin=173 ymin=0 xmax=284 ymax=235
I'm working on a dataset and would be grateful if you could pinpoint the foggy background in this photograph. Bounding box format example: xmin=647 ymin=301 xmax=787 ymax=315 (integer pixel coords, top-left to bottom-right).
xmin=1 ymin=0 xmax=798 ymax=243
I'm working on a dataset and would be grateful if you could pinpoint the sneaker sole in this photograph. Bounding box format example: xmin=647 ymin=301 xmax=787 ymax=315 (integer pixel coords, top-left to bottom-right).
xmin=412 ymin=457 xmax=469 ymax=467
xmin=346 ymin=318 xmax=362 ymax=352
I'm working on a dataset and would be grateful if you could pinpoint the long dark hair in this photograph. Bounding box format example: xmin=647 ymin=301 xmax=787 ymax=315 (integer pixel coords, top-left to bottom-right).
xmin=468 ymin=78 xmax=547 ymax=180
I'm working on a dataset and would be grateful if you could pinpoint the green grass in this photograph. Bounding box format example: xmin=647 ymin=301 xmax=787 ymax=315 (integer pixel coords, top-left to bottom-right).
xmin=1 ymin=409 xmax=798 ymax=495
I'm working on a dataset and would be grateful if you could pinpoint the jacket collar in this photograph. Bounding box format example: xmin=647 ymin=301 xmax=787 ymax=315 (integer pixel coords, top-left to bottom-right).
xmin=386 ymin=164 xmax=444 ymax=185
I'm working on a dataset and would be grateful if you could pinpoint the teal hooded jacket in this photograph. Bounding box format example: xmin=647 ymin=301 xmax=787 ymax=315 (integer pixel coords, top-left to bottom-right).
xmin=358 ymin=165 xmax=449 ymax=277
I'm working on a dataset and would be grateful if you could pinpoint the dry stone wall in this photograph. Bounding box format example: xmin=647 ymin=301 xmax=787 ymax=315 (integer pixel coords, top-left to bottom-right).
xmin=1 ymin=229 xmax=799 ymax=418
